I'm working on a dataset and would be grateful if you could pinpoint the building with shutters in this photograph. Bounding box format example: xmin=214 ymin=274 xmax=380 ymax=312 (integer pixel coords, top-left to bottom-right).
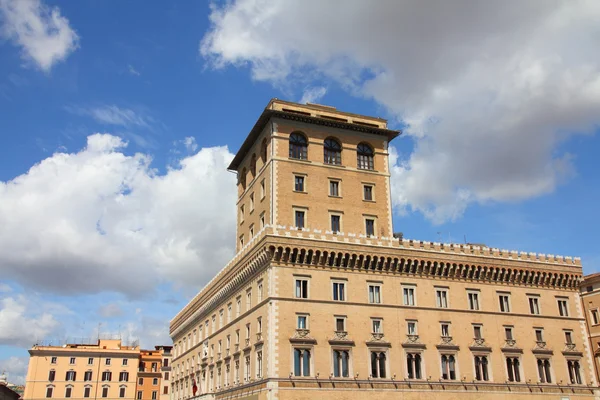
xmin=169 ymin=98 xmax=597 ymax=400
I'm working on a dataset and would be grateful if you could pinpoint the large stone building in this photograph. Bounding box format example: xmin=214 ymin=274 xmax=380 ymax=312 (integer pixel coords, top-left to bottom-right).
xmin=580 ymin=273 xmax=600 ymax=383
xmin=170 ymin=99 xmax=596 ymax=400
xmin=22 ymin=339 xmax=172 ymax=400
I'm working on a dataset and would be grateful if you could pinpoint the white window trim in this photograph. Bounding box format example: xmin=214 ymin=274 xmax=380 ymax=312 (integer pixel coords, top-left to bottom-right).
xmin=363 ymin=214 xmax=378 ymax=237
xmin=435 ymin=286 xmax=449 ymax=308
xmin=497 ymin=291 xmax=512 ymax=313
xmin=330 ymin=347 xmax=353 ymax=378
xmin=334 ymin=315 xmax=347 ymax=332
xmin=362 ymin=182 xmax=376 ymax=202
xmin=290 ymin=345 xmax=315 ymax=378
xmin=328 ymin=210 xmax=343 ymax=233
xmin=471 ymin=352 xmax=493 ymax=382
xmin=466 ymin=289 xmax=481 ymax=311
xmin=527 ymin=294 xmax=542 ymax=315
xmin=371 ymin=317 xmax=384 ymax=334
xmin=403 ymin=348 xmax=426 ymax=380
xmin=293 ymin=274 xmax=311 ymax=299
xmin=328 ymin=178 xmax=342 ymax=198
xmin=367 ymin=281 xmax=383 ymax=304
xmin=292 ymin=206 xmax=308 ymax=230
xmin=406 ymin=319 xmax=418 ymax=335
xmin=402 ymin=284 xmax=417 ymax=306
xmin=296 ymin=313 xmax=310 ymax=329
xmin=367 ymin=348 xmax=390 ymax=379
xmin=293 ymin=173 xmax=308 ymax=193
xmin=331 ymin=278 xmax=347 ymax=302
xmin=438 ymin=351 xmax=459 ymax=381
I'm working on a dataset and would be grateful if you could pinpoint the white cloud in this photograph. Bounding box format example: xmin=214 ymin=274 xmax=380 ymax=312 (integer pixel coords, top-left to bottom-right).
xmin=0 ymin=134 xmax=237 ymax=297
xmin=299 ymin=86 xmax=327 ymax=104
xmin=182 ymin=137 xmax=198 ymax=153
xmin=202 ymin=0 xmax=600 ymax=222
xmin=0 ymin=295 xmax=60 ymax=347
xmin=0 ymin=0 xmax=79 ymax=72
xmin=128 ymin=64 xmax=141 ymax=76
xmin=66 ymin=105 xmax=156 ymax=129
xmin=0 ymin=356 xmax=28 ymax=384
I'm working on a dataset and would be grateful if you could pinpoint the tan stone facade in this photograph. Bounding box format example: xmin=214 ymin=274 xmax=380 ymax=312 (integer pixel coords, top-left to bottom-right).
xmin=580 ymin=273 xmax=600 ymax=383
xmin=170 ymin=99 xmax=597 ymax=400
xmin=22 ymin=340 xmax=172 ymax=400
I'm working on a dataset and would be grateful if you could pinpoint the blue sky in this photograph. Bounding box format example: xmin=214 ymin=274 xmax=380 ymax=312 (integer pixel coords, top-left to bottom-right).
xmin=1 ymin=0 xmax=600 ymax=383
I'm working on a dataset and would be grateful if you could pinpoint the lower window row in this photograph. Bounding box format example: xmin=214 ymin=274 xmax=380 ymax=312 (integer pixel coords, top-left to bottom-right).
xmin=292 ymin=348 xmax=583 ymax=384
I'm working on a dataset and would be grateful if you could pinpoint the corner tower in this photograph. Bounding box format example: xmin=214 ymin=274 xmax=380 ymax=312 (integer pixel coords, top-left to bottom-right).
xmin=228 ymin=99 xmax=401 ymax=251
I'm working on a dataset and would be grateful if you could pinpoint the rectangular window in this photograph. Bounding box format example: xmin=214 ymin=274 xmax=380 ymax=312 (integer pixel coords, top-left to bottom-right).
xmin=407 ymin=321 xmax=417 ymax=335
xmin=505 ymin=326 xmax=513 ymax=340
xmin=66 ymin=371 xmax=76 ymax=381
xmin=106 ymin=358 xmax=111 ymax=365
xmin=506 ymin=356 xmax=521 ymax=382
xmin=48 ymin=370 xmax=55 ymax=381
xmin=295 ymin=210 xmax=305 ymax=229
xmin=436 ymin=288 xmax=448 ymax=308
xmin=368 ymin=284 xmax=382 ymax=304
xmin=84 ymin=387 xmax=91 ymax=398
xmin=363 ymin=185 xmax=373 ymax=201
xmin=403 ymin=286 xmax=416 ymax=306
xmin=365 ymin=218 xmax=375 ymax=237
xmin=236 ymin=298 xmax=241 ymax=317
xmin=119 ymin=387 xmax=126 ymax=398
xmin=370 ymin=351 xmax=386 ymax=378
xmin=332 ymin=281 xmax=345 ymax=301
xmin=137 ymin=391 xmax=142 ymax=400
xmin=406 ymin=353 xmax=422 ymax=379
xmin=88 ymin=357 xmax=94 ymax=365
xmin=257 ymin=351 xmax=263 ymax=378
xmin=70 ymin=357 xmax=76 ymax=365
xmin=102 ymin=387 xmax=108 ymax=398
xmin=84 ymin=371 xmax=92 ymax=381
xmin=227 ymin=303 xmax=232 ymax=322
xmin=441 ymin=354 xmax=457 ymax=380
xmin=122 ymin=359 xmax=128 ymax=366
xmin=163 ymin=386 xmax=168 ymax=395
xmin=372 ymin=318 xmax=383 ymax=333
xmin=294 ymin=175 xmax=305 ymax=192
xmin=537 ymin=358 xmax=552 ymax=383
xmin=240 ymin=204 xmax=245 ymax=222
xmin=535 ymin=328 xmax=544 ymax=342
xmin=592 ymin=309 xmax=599 ymax=325
xmin=528 ymin=296 xmax=541 ymax=315
xmin=152 ymin=391 xmax=157 ymax=400
xmin=474 ymin=355 xmax=490 ymax=381
xmin=467 ymin=291 xmax=480 ymax=310
xmin=249 ymin=224 xmax=254 ymax=239
xmin=260 ymin=180 xmax=265 ymax=199
xmin=293 ymin=348 xmax=311 ymax=377
xmin=499 ymin=293 xmax=511 ymax=312
xmin=335 ymin=317 xmax=345 ymax=332
xmin=295 ymin=278 xmax=309 ymax=299
xmin=119 ymin=372 xmax=129 ymax=382
xmin=51 ymin=357 xmax=57 ymax=364
xmin=330 ymin=180 xmax=340 ymax=197
xmin=153 ymin=378 xmax=158 ymax=385
xmin=258 ymin=282 xmax=263 ymax=302
xmin=297 ymin=315 xmax=308 ymax=329
xmin=331 ymin=214 xmax=341 ymax=233
xmin=249 ymin=193 xmax=254 ymax=211
xmin=46 ymin=387 xmax=53 ymax=398
xmin=565 ymin=330 xmax=573 ymax=344
xmin=332 ymin=349 xmax=350 ymax=377
xmin=558 ymin=299 xmax=569 ymax=317
xmin=473 ymin=325 xmax=482 ymax=339
xmin=259 ymin=212 xmax=265 ymax=229
xmin=102 ymin=372 xmax=112 ymax=382
xmin=441 ymin=323 xmax=450 ymax=337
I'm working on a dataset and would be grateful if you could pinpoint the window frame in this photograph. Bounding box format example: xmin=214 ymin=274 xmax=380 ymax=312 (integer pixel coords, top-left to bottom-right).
xmin=294 ymin=275 xmax=310 ymax=299
xmin=527 ymin=294 xmax=541 ymax=315
xmin=557 ymin=297 xmax=569 ymax=317
xmin=293 ymin=174 xmax=306 ymax=193
xmin=402 ymin=284 xmax=417 ymax=306
xmin=324 ymin=137 xmax=342 ymax=165
xmin=332 ymin=279 xmax=346 ymax=302
xmin=293 ymin=206 xmax=307 ymax=230
xmin=368 ymin=281 xmax=383 ymax=304
xmin=467 ymin=289 xmax=480 ymax=311
xmin=329 ymin=179 xmax=341 ymax=198
xmin=357 ymin=142 xmax=374 ymax=170
xmin=329 ymin=211 xmax=342 ymax=234
xmin=362 ymin=183 xmax=375 ymax=202
xmin=435 ymin=287 xmax=449 ymax=308
xmin=498 ymin=292 xmax=511 ymax=313
xmin=289 ymin=132 xmax=308 ymax=160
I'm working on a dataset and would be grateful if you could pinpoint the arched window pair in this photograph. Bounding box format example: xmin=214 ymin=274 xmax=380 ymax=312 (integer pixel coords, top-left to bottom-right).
xmin=290 ymin=132 xmax=374 ymax=170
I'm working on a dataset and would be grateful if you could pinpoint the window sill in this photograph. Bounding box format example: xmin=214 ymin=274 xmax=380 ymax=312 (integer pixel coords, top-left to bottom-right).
xmin=363 ymin=199 xmax=376 ymax=203
xmin=328 ymin=195 xmax=343 ymax=199
xmin=293 ymin=190 xmax=308 ymax=194
xmin=288 ymin=157 xmax=311 ymax=163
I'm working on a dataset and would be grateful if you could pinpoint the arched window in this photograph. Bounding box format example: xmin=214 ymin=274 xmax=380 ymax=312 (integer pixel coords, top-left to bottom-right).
xmin=324 ymin=138 xmax=342 ymax=165
xmin=357 ymin=143 xmax=374 ymax=170
xmin=250 ymin=154 xmax=257 ymax=177
xmin=289 ymin=132 xmax=308 ymax=160
xmin=261 ymin=139 xmax=268 ymax=163
xmin=240 ymin=168 xmax=247 ymax=190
